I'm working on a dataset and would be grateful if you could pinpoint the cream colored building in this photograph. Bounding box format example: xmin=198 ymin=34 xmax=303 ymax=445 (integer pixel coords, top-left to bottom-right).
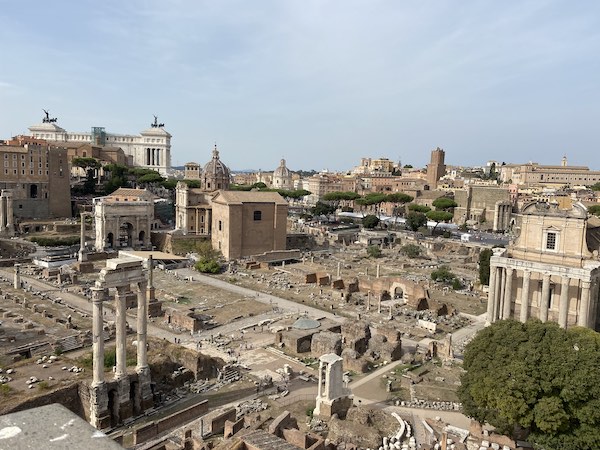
xmin=487 ymin=201 xmax=600 ymax=330
xmin=498 ymin=158 xmax=600 ymax=188
xmin=27 ymin=114 xmax=172 ymax=175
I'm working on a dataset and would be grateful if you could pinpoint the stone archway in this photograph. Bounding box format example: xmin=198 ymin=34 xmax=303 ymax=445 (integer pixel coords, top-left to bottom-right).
xmin=106 ymin=232 xmax=114 ymax=248
xmin=119 ymin=222 xmax=133 ymax=248
xmin=138 ymin=230 xmax=145 ymax=247
xmin=394 ymin=286 xmax=404 ymax=299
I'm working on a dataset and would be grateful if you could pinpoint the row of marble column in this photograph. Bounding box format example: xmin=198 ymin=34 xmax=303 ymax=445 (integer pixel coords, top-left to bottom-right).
xmin=0 ymin=190 xmax=14 ymax=235
xmin=487 ymin=265 xmax=594 ymax=328
xmin=146 ymin=147 xmax=162 ymax=166
xmin=91 ymin=281 xmax=149 ymax=387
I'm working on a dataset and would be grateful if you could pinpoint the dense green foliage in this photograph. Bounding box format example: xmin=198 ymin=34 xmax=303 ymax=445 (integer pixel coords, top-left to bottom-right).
xmin=362 ymin=214 xmax=380 ymax=229
xmin=323 ymin=191 xmax=361 ymax=203
xmin=399 ymin=244 xmax=422 ymax=258
xmin=310 ymin=201 xmax=336 ymax=217
xmin=432 ymin=197 xmax=458 ymax=211
xmin=478 ymin=248 xmax=493 ymax=285
xmin=408 ymin=204 xmax=431 ymax=213
xmin=406 ymin=211 xmax=427 ymax=231
xmin=367 ymin=245 xmax=382 ymax=258
xmin=192 ymin=241 xmax=222 ymax=274
xmin=589 ymin=182 xmax=600 ymax=191
xmin=588 ymin=205 xmax=600 ymax=216
xmin=430 ymin=266 xmax=455 ymax=283
xmin=459 ymin=320 xmax=600 ymax=450
xmin=426 ymin=210 xmax=453 ymax=223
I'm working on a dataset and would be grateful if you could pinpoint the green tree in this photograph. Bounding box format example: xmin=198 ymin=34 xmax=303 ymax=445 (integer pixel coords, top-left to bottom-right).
xmin=193 ymin=241 xmax=222 ymax=274
xmin=362 ymin=214 xmax=380 ymax=229
xmin=406 ymin=211 xmax=427 ymax=231
xmin=367 ymin=245 xmax=382 ymax=258
xmin=459 ymin=320 xmax=600 ymax=450
xmin=432 ymin=197 xmax=458 ymax=211
xmin=356 ymin=193 xmax=387 ymax=215
xmin=72 ymin=156 xmax=101 ymax=194
xmin=386 ymin=193 xmax=413 ymax=219
xmin=430 ymin=266 xmax=455 ymax=283
xmin=588 ymin=205 xmax=600 ymax=216
xmin=399 ymin=244 xmax=422 ymax=258
xmin=408 ymin=203 xmax=431 ymax=214
xmin=590 ymin=182 xmax=600 ymax=191
xmin=478 ymin=248 xmax=493 ymax=285
xmin=426 ymin=210 xmax=453 ymax=231
xmin=310 ymin=201 xmax=335 ymax=217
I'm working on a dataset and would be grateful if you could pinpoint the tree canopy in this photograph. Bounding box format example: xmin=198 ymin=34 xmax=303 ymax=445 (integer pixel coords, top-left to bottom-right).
xmin=459 ymin=320 xmax=600 ymax=450
xmin=408 ymin=203 xmax=431 ymax=214
xmin=323 ymin=191 xmax=361 ymax=203
xmin=432 ymin=197 xmax=458 ymax=211
xmin=478 ymin=248 xmax=492 ymax=285
xmin=587 ymin=205 xmax=600 ymax=217
xmin=362 ymin=214 xmax=380 ymax=229
xmin=406 ymin=211 xmax=427 ymax=231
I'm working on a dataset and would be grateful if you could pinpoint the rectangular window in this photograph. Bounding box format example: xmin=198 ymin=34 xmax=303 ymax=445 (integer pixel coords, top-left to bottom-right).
xmin=218 ymin=220 xmax=222 ymax=231
xmin=253 ymin=210 xmax=262 ymax=221
xmin=546 ymin=232 xmax=557 ymax=250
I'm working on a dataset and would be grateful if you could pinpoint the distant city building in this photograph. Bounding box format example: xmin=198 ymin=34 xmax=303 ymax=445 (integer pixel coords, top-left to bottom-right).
xmin=201 ymin=145 xmax=231 ymax=191
xmin=183 ymin=162 xmax=201 ymax=180
xmin=454 ymin=185 xmax=513 ymax=231
xmin=272 ymin=158 xmax=294 ymax=190
xmin=499 ymin=158 xmax=600 ymax=188
xmin=27 ymin=112 xmax=172 ymax=175
xmin=426 ymin=147 xmax=446 ymax=189
xmin=0 ymin=136 xmax=71 ymax=224
xmin=352 ymin=157 xmax=398 ymax=175
xmin=487 ymin=200 xmax=600 ymax=330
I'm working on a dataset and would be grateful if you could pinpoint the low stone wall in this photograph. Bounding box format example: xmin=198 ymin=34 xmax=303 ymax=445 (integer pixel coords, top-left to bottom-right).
xmin=134 ymin=399 xmax=209 ymax=445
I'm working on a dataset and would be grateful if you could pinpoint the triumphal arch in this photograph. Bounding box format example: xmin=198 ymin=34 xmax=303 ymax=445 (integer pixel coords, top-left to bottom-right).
xmin=94 ymin=188 xmax=154 ymax=251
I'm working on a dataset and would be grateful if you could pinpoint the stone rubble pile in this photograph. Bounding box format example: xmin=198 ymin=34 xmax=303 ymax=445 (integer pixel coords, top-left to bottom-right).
xmin=235 ymin=398 xmax=267 ymax=419
xmin=397 ymin=399 xmax=462 ymax=411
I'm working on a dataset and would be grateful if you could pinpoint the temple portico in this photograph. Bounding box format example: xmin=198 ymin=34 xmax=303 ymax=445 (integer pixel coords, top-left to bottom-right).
xmin=89 ymin=257 xmax=153 ymax=429
xmin=485 ymin=201 xmax=600 ymax=331
xmin=487 ymin=250 xmax=600 ymax=329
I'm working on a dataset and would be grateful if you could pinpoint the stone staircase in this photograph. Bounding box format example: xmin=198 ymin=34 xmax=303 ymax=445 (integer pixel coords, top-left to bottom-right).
xmin=56 ymin=334 xmax=83 ymax=352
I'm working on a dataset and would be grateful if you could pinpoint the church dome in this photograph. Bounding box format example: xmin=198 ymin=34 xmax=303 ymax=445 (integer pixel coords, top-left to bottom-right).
xmin=202 ymin=144 xmax=230 ymax=191
xmin=272 ymin=158 xmax=293 ymax=189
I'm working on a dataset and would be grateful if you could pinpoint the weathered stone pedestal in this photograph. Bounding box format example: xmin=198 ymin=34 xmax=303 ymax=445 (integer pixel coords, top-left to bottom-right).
xmin=76 ymin=261 xmax=95 ymax=273
xmin=89 ymin=382 xmax=111 ymax=430
xmin=314 ymin=353 xmax=353 ymax=419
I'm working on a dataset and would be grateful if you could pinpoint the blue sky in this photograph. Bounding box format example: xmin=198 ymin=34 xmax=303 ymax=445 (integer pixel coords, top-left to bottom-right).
xmin=1 ymin=0 xmax=599 ymax=172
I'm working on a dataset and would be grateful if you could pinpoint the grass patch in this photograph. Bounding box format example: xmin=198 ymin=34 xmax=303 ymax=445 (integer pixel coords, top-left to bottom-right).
xmin=78 ymin=347 xmax=137 ymax=370
xmin=0 ymin=384 xmax=12 ymax=396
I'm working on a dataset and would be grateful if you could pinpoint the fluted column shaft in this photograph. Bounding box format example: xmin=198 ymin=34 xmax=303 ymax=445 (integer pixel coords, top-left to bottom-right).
xmin=578 ymin=281 xmax=591 ymax=327
xmin=136 ymin=281 xmax=148 ymax=371
xmin=503 ymin=268 xmax=514 ymax=319
xmin=486 ymin=265 xmax=498 ymax=324
xmin=115 ymin=286 xmax=128 ymax=379
xmin=91 ymin=287 xmax=105 ymax=385
xmin=558 ymin=277 xmax=570 ymax=328
xmin=540 ymin=274 xmax=551 ymax=322
xmin=520 ymin=270 xmax=531 ymax=323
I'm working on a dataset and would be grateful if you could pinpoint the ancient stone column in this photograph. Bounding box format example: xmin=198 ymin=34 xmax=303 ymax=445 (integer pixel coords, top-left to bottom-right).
xmin=494 ymin=268 xmax=504 ymax=322
xmin=317 ymin=360 xmax=324 ymax=397
xmin=13 ymin=264 xmax=20 ymax=289
xmin=578 ymin=280 xmax=591 ymax=327
xmin=558 ymin=277 xmax=570 ymax=328
xmin=378 ymin=293 xmax=382 ymax=314
xmin=0 ymin=193 xmax=5 ymax=234
xmin=540 ymin=274 xmax=551 ymax=322
xmin=367 ymin=290 xmax=371 ymax=311
xmin=79 ymin=212 xmax=88 ymax=262
xmin=502 ymin=268 xmax=513 ymax=319
xmin=486 ymin=265 xmax=498 ymax=324
xmin=5 ymin=191 xmax=13 ymax=235
xmin=136 ymin=280 xmax=148 ymax=371
xmin=337 ymin=262 xmax=341 ymax=279
xmin=91 ymin=287 xmax=106 ymax=385
xmin=376 ymin=264 xmax=380 ymax=278
xmin=114 ymin=286 xmax=128 ymax=379
xmin=520 ymin=270 xmax=531 ymax=323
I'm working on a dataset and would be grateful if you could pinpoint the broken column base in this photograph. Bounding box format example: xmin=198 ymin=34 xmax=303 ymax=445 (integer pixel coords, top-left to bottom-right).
xmin=75 ymin=261 xmax=95 ymax=273
xmin=148 ymin=300 xmax=163 ymax=318
xmin=89 ymin=382 xmax=111 ymax=430
xmin=137 ymin=367 xmax=154 ymax=411
xmin=117 ymin=377 xmax=134 ymax=423
xmin=314 ymin=395 xmax=353 ymax=420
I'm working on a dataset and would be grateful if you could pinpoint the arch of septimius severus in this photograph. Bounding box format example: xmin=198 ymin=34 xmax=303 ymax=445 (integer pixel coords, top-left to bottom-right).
xmin=487 ymin=201 xmax=600 ymax=330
